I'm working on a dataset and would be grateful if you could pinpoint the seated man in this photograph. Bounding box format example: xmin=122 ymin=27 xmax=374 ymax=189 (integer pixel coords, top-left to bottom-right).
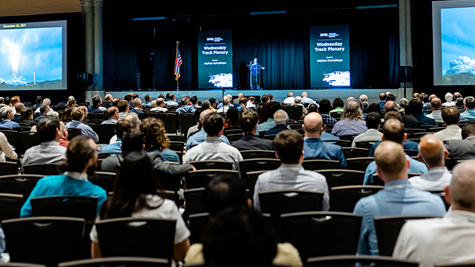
xmin=364 ymin=119 xmax=428 ymax=185
xmin=302 ymin=112 xmax=347 ymax=168
xmin=265 ymin=110 xmax=289 ymax=136
xmin=409 ymin=134 xmax=451 ymax=191
xmin=434 ymin=106 xmax=462 ymax=142
xmin=292 ymin=96 xmax=308 ymax=115
xmin=351 ymin=112 xmax=383 ymax=148
xmin=354 ymin=141 xmax=446 ymax=255
xmin=20 ymin=135 xmax=107 ymax=217
xmin=216 ymin=96 xmax=231 ymax=114
xmin=176 ymin=97 xmax=196 ymax=114
xmin=186 ymin=109 xmax=229 ymax=151
xmin=256 ymin=102 xmax=289 ymax=135
xmin=101 ymin=119 xmax=134 ymax=153
xmin=0 ymin=106 xmax=20 ymax=129
xmin=460 ymin=96 xmax=475 ymax=122
xmin=22 ymin=117 xmax=67 ymax=167
xmin=253 ymin=130 xmax=330 ymax=211
xmin=444 ymin=123 xmax=475 ymax=160
xmin=283 ymin=92 xmax=295 ymax=104
xmin=101 ymin=106 xmax=119 ymax=125
xmin=426 ymin=97 xmax=444 ymax=123
xmin=65 ymin=107 xmax=99 ymax=143
xmin=393 ymin=160 xmax=475 ymax=266
xmin=117 ymin=100 xmax=129 ymax=120
xmin=231 ymin=110 xmax=273 ymax=151
xmin=87 ymin=95 xmax=107 ymax=113
xmin=319 ymin=99 xmax=337 ymax=125
xmin=129 ymin=98 xmax=144 ymax=115
xmin=410 ymin=98 xmax=436 ymax=125
xmin=166 ymin=93 xmax=178 ymax=107
xmin=34 ymin=105 xmax=50 ymax=122
xmin=150 ymin=98 xmax=168 ymax=113
xmin=183 ymin=112 xmax=243 ymax=170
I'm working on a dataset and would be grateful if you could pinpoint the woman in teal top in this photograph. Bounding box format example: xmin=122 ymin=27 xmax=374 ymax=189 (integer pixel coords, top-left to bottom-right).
xmin=140 ymin=117 xmax=181 ymax=163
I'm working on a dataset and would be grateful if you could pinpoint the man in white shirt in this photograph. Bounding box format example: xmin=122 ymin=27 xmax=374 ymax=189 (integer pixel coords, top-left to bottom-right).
xmin=150 ymin=98 xmax=168 ymax=113
xmin=426 ymin=97 xmax=443 ymax=123
xmin=393 ymin=160 xmax=475 ymax=267
xmin=409 ymin=134 xmax=451 ymax=191
xmin=216 ymin=96 xmax=231 ymax=114
xmin=434 ymin=106 xmax=462 ymax=142
xmin=283 ymin=92 xmax=295 ymax=104
xmin=301 ymin=92 xmax=316 ymax=105
xmin=166 ymin=93 xmax=178 ymax=107
xmin=442 ymin=92 xmax=455 ymax=107
xmin=352 ymin=112 xmax=383 ymax=148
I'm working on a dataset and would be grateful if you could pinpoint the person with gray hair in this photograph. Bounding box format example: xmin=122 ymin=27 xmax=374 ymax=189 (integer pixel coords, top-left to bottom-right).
xmin=460 ymin=96 xmax=475 ymax=122
xmin=217 ymin=96 xmax=231 ymax=114
xmin=130 ymin=97 xmax=144 ymax=115
xmin=393 ymin=160 xmax=475 ymax=266
xmin=283 ymin=92 xmax=295 ymax=104
xmin=331 ymin=100 xmax=367 ymax=136
xmin=292 ymin=96 xmax=308 ymax=115
xmin=409 ymin=134 xmax=451 ymax=191
xmin=265 ymin=109 xmax=289 ymax=135
xmin=0 ymin=106 xmax=20 ymax=129
xmin=301 ymin=91 xmax=316 ymax=105
xmin=0 ymin=97 xmax=5 ymax=108
xmin=443 ymin=92 xmax=455 ymax=107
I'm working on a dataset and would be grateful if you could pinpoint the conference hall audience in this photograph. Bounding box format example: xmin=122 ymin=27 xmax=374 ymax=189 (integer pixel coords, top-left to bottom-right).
xmin=393 ymin=160 xmax=475 ymax=267
xmin=183 ymin=112 xmax=242 ymax=170
xmin=13 ymin=103 xmax=24 ymax=122
xmin=292 ymin=96 xmax=308 ymax=116
xmin=354 ymin=140 xmax=446 ymax=255
xmin=379 ymin=92 xmax=387 ymax=111
xmin=460 ymin=96 xmax=475 ymax=122
xmin=176 ymin=97 xmax=196 ymax=114
xmin=302 ymin=112 xmax=346 ymax=167
xmin=444 ymin=124 xmax=475 ymax=160
xmin=364 ymin=119 xmax=428 ymax=185
xmin=186 ymin=109 xmax=230 ymax=150
xmin=101 ymin=106 xmax=119 ymax=125
xmin=216 ymin=96 xmax=231 ymax=114
xmin=434 ymin=106 xmax=462 ymax=141
xmin=246 ymin=96 xmax=256 ymax=109
xmin=102 ymin=94 xmax=113 ymax=109
xmin=351 ymin=112 xmax=383 ymax=148
xmin=265 ymin=109 xmax=289 ymax=136
xmin=0 ymin=106 xmax=20 ymax=129
xmin=283 ymin=92 xmax=295 ymax=104
xmin=443 ymin=92 xmax=455 ymax=107
xmin=22 ymin=117 xmax=67 ymax=167
xmin=329 ymin=97 xmax=344 ymax=116
xmin=20 ymin=135 xmax=107 ymax=217
xmin=331 ymin=100 xmax=367 ymax=137
xmin=409 ymin=134 xmax=452 ymax=191
xmin=410 ymin=98 xmax=436 ymax=125
xmin=65 ymin=107 xmax=99 ymax=143
xmin=253 ymin=130 xmax=330 ymax=211
xmin=87 ymin=95 xmax=107 ymax=113
xmin=256 ymin=102 xmax=290 ymax=135
xmin=35 ymin=105 xmax=50 ymax=122
xmin=150 ymin=98 xmax=168 ymax=113
xmin=426 ymin=97 xmax=443 ymax=123
xmin=301 ymin=91 xmax=315 ymax=105
xmin=129 ymin=97 xmax=144 ymax=115
xmin=231 ymin=110 xmax=273 ymax=151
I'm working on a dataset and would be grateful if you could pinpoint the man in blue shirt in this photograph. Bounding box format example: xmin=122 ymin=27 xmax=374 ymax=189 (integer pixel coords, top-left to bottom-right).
xmin=87 ymin=95 xmax=106 ymax=114
xmin=265 ymin=110 xmax=289 ymax=136
xmin=21 ymin=135 xmax=107 ymax=218
xmin=410 ymin=98 xmax=436 ymax=125
xmin=364 ymin=119 xmax=428 ymax=185
xmin=101 ymin=119 xmax=133 ymax=153
xmin=302 ymin=112 xmax=347 ymax=168
xmin=176 ymin=97 xmax=196 ymax=114
xmin=354 ymin=140 xmax=446 ymax=255
xmin=460 ymin=96 xmax=475 ymax=122
xmin=101 ymin=107 xmax=119 ymax=125
xmin=0 ymin=106 xmax=20 ymax=129
xmin=65 ymin=107 xmax=99 ymax=143
xmin=186 ymin=109 xmax=229 ymax=151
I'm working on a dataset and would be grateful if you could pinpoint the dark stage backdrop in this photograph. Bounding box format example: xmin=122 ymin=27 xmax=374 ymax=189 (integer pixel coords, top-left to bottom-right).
xmin=109 ymin=4 xmax=399 ymax=91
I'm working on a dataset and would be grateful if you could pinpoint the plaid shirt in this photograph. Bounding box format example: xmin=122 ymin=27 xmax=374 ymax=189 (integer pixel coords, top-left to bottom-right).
xmin=321 ymin=113 xmax=337 ymax=125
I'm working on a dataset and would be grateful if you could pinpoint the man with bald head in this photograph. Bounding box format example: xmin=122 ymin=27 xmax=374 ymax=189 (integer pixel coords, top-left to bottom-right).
xmin=354 ymin=141 xmax=446 ymax=256
xmin=426 ymin=97 xmax=443 ymax=123
xmin=364 ymin=119 xmax=428 ymax=185
xmin=409 ymin=135 xmax=451 ymax=191
xmin=383 ymin=100 xmax=399 ymax=113
xmin=302 ymin=112 xmax=347 ymax=167
xmin=394 ymin=160 xmax=475 ymax=266
xmin=185 ymin=109 xmax=230 ymax=151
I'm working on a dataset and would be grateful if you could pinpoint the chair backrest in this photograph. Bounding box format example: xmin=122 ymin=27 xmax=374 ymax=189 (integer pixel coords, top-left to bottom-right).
xmin=341 ymin=147 xmax=370 ymax=159
xmin=259 ymin=190 xmax=324 ymax=216
xmin=68 ymin=128 xmax=83 ymax=141
xmin=374 ymin=215 xmax=439 ymax=256
xmin=186 ymin=169 xmax=239 ymax=189
xmin=20 ymin=131 xmax=41 ymax=153
xmin=223 ymin=127 xmax=242 ymax=136
xmin=238 ymin=158 xmax=281 ymax=185
xmin=88 ymin=171 xmax=116 ymax=194
xmin=240 ymin=150 xmax=276 ymax=159
xmin=58 ymin=257 xmax=170 ymax=267
xmin=354 ymin=140 xmax=378 ymax=149
xmin=0 ymin=193 xmax=23 ymax=221
xmin=246 ymin=170 xmax=270 ymax=197
xmin=178 ymin=113 xmax=196 ymax=137
xmin=184 ymin=188 xmax=207 ymax=215
xmin=95 ymin=218 xmax=176 ymax=262
xmin=188 ymin=213 xmax=210 ymax=245
xmin=302 ymin=159 xmax=340 ymax=171
xmin=316 ymin=169 xmax=366 ymax=189
xmin=98 ymin=152 xmax=121 ymax=159
xmin=323 ymin=140 xmax=351 ymax=147
xmin=23 ymin=163 xmax=61 ymax=175
xmin=169 ymin=141 xmax=185 ymax=151
xmin=0 ymin=174 xmax=45 ymax=201
xmin=95 ymin=124 xmax=116 ymax=144
xmin=30 ymin=196 xmax=98 ymax=222
xmin=167 ymin=134 xmax=185 ymax=142
xmin=226 ymin=133 xmax=244 ymax=142
xmin=2 ymin=216 xmax=85 ymax=265
xmin=281 ymin=211 xmax=362 ymax=262
xmin=371 ymin=174 xmax=386 ymax=186
xmin=346 ymin=157 xmax=375 ymax=171
xmin=306 ymin=255 xmax=419 ymax=267
xmin=0 ymin=161 xmax=18 ymax=175
xmin=330 ymin=185 xmax=384 ymax=212
xmin=160 ymin=113 xmax=177 ymax=134
xmin=190 ymin=160 xmax=233 ymax=170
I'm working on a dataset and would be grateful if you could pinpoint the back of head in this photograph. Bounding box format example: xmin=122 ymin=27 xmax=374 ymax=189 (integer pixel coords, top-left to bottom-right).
xmin=115 ymin=119 xmax=134 ymax=140
xmin=274 ymin=130 xmax=303 ymax=164
xmin=430 ymin=97 xmax=442 ymax=110
xmin=308 ymin=104 xmax=318 ymax=113
xmin=37 ymin=117 xmax=60 ymax=142
xmin=21 ymin=107 xmax=33 ymax=120
xmin=341 ymin=100 xmax=363 ymax=120
xmin=223 ymin=97 xmax=230 ymax=106
xmin=203 ymin=206 xmax=277 ymax=267
xmin=464 ymin=96 xmax=475 ymax=109
xmin=450 ymin=160 xmax=475 ymax=211
xmin=140 ymin=117 xmax=170 ymax=150
xmin=442 ymin=106 xmax=460 ymax=125
xmin=124 ymin=112 xmax=140 ymax=128
xmin=239 ymin=110 xmax=258 ymax=133
xmin=204 ymin=176 xmax=248 ymax=217
xmin=384 ymin=101 xmax=399 ymax=113
xmin=294 ymin=96 xmax=302 ymax=104
xmin=287 ymin=92 xmax=293 ymax=97
xmin=133 ymin=97 xmax=142 ymax=107
xmin=71 ymin=107 xmax=85 ymax=121
xmin=386 ymin=94 xmax=396 ymax=101
xmin=303 ymin=112 xmax=323 ymax=136
xmin=15 ymin=103 xmax=24 ymax=113
xmin=418 ymin=134 xmax=445 ymax=168
xmin=121 ymin=128 xmax=144 ymax=155
xmin=117 ymin=100 xmax=129 ymax=112
xmin=379 ymin=93 xmax=387 ymax=101
xmin=273 ymin=110 xmax=288 ymax=125
xmin=409 ymin=98 xmax=423 ymax=115
xmin=59 ymin=135 xmax=97 ymax=174
xmin=384 ymin=111 xmax=402 ymax=123
xmin=106 ymin=107 xmax=118 ymax=119
xmin=462 ymin=124 xmax=475 ymax=139
xmin=333 ymin=98 xmax=344 ymax=108
xmin=203 ymin=112 xmax=224 ymax=136
xmin=92 ymin=95 xmax=101 ymax=107
xmin=40 ymin=104 xmax=49 ymax=115
xmin=366 ymin=112 xmax=381 ymax=129
xmin=374 ymin=140 xmax=407 ymax=180
xmin=382 ymin=119 xmax=405 ymax=144
xmin=445 ymin=93 xmax=454 ymax=103
xmin=319 ymin=99 xmax=332 ymax=114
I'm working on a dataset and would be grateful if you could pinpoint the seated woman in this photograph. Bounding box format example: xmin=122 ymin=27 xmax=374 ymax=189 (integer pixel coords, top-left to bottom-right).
xmin=90 ymin=151 xmax=190 ymax=264
xmin=224 ymin=107 xmax=240 ymax=128
xmin=141 ymin=117 xmax=180 ymax=163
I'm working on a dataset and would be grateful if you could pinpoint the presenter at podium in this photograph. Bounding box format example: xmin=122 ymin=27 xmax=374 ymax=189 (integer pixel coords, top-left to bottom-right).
xmin=249 ymin=58 xmax=265 ymax=90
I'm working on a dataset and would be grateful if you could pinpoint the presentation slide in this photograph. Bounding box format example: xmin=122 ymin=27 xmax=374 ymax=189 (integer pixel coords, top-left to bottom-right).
xmin=197 ymin=30 xmax=233 ymax=89
xmin=0 ymin=20 xmax=67 ymax=91
xmin=310 ymin=25 xmax=350 ymax=88
xmin=433 ymin=1 xmax=475 ymax=86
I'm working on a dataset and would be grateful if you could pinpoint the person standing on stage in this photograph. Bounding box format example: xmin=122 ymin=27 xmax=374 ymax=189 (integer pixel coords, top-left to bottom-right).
xmin=249 ymin=58 xmax=264 ymax=90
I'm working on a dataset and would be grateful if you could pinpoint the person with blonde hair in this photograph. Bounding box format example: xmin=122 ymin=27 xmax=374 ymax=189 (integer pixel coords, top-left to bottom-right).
xmin=65 ymin=107 xmax=99 ymax=142
xmin=331 ymin=100 xmax=367 ymax=136
xmin=140 ymin=117 xmax=180 ymax=163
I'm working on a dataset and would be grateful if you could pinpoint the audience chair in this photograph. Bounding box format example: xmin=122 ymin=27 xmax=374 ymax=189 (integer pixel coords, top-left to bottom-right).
xmin=184 ymin=188 xmax=207 ymax=215
xmin=0 ymin=174 xmax=45 ymax=202
xmin=281 ymin=211 xmax=362 ymax=262
xmin=239 ymin=158 xmax=281 ymax=185
xmin=263 ymin=134 xmax=277 ymax=140
xmin=240 ymin=150 xmax=276 ymax=159
xmin=188 ymin=213 xmax=210 ymax=245
xmin=58 ymin=257 xmax=170 ymax=267
xmin=95 ymin=218 xmax=176 ymax=262
xmin=246 ymin=170 xmax=269 ymax=197
xmin=338 ymin=135 xmax=355 ymax=142
xmin=302 ymin=159 xmax=340 ymax=171
xmin=88 ymin=171 xmax=116 ymax=194
xmin=167 ymin=134 xmax=185 ymax=142
xmin=0 ymin=193 xmax=23 ymax=221
xmin=185 ymin=169 xmax=239 ymax=189
xmin=316 ymin=169 xmax=366 ymax=190
xmin=189 ymin=160 xmax=233 ymax=170
xmin=260 ymin=191 xmax=324 ymax=216
xmin=87 ymin=113 xmax=105 ymax=121
xmin=223 ymin=126 xmax=242 ymax=136
xmin=95 ymin=124 xmax=116 ymax=144
xmin=323 ymin=139 xmax=351 ymax=147
xmin=346 ymin=157 xmax=374 ymax=171
xmin=98 ymin=152 xmax=121 ymax=159
xmin=30 ymin=196 xmax=98 ymax=222
xmin=226 ymin=133 xmax=244 ymax=142
xmin=330 ymin=185 xmax=384 ymax=212
xmin=179 ymin=113 xmax=196 ymax=137
xmin=354 ymin=141 xmax=378 ymax=149
xmin=160 ymin=113 xmax=177 ymax=134
xmin=306 ymin=255 xmax=419 ymax=267
xmin=0 ymin=161 xmax=18 ymax=175
xmin=341 ymin=147 xmax=370 ymax=159
xmin=371 ymin=174 xmax=385 ymax=186
xmin=2 ymin=217 xmax=85 ymax=266
xmin=374 ymin=215 xmax=440 ymax=256
xmin=404 ymin=149 xmax=419 ymax=157
xmin=68 ymin=128 xmax=83 ymax=141
xmin=23 ymin=163 xmax=61 ymax=175
xmin=20 ymin=131 xmax=41 ymax=153
xmin=169 ymin=141 xmax=185 ymax=151
xmin=1 ymin=130 xmax=21 ymax=155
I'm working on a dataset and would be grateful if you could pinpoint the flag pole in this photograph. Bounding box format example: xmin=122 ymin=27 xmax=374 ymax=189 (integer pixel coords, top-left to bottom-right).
xmin=176 ymin=41 xmax=179 ymax=91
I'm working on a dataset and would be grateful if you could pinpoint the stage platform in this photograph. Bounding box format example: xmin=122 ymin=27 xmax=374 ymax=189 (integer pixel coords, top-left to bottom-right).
xmin=96 ymin=88 xmax=412 ymax=104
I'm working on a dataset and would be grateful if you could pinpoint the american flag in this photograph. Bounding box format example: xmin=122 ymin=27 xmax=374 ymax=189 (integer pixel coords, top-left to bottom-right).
xmin=174 ymin=46 xmax=183 ymax=81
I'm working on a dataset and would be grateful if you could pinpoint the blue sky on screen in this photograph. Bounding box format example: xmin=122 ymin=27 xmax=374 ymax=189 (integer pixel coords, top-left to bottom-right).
xmin=441 ymin=6 xmax=475 ymax=75
xmin=0 ymin=27 xmax=62 ymax=84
